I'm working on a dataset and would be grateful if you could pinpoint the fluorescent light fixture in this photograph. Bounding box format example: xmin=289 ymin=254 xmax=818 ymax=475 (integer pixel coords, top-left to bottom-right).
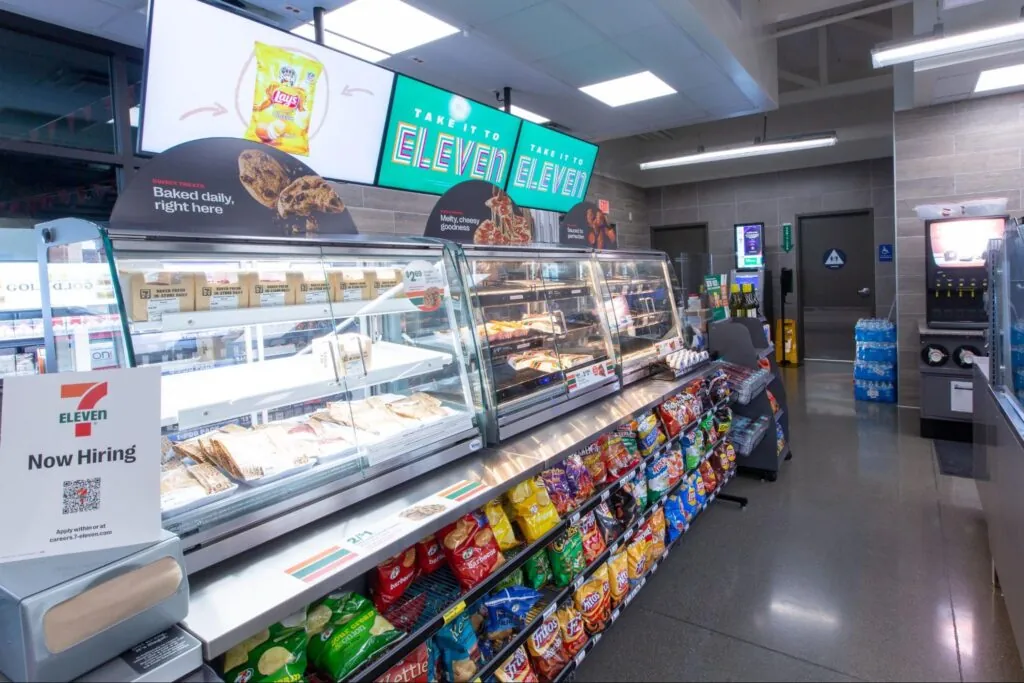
xmin=872 ymin=20 xmax=1024 ymax=68
xmin=639 ymin=134 xmax=837 ymax=170
xmin=107 ymin=106 xmax=140 ymax=127
xmin=975 ymin=62 xmax=1024 ymax=92
xmin=510 ymin=105 xmax=549 ymax=124
xmin=579 ymin=71 xmax=676 ymax=107
xmin=290 ymin=23 xmax=391 ymax=63
xmin=320 ymin=0 xmax=459 ymax=55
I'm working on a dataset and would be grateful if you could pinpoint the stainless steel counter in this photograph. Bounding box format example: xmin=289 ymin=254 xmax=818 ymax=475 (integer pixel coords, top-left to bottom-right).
xmin=919 ymin=321 xmax=986 ymax=338
xmin=183 ymin=367 xmax=712 ymax=659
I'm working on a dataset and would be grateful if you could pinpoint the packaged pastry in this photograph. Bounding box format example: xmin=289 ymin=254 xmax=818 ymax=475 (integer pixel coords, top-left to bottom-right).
xmin=606 ymin=551 xmax=630 ymax=606
xmin=526 ymin=614 xmax=568 ymax=681
xmin=547 ymin=526 xmax=586 ymax=587
xmin=245 ymin=42 xmax=323 ymax=156
xmin=371 ymin=268 xmax=405 ymax=298
xmin=508 ymin=477 xmax=561 ymax=542
xmin=122 ymin=271 xmax=196 ymax=323
xmin=312 ymin=332 xmax=373 ymax=377
xmin=439 ymin=511 xmax=505 ymax=590
xmin=496 ymin=645 xmax=539 ymax=683
xmin=221 ymin=610 xmax=309 ymax=683
xmin=484 ymin=499 xmax=520 ymax=551
xmin=245 ymin=271 xmax=297 ymax=307
xmin=293 ymin=268 xmax=336 ymax=305
xmin=194 ymin=271 xmax=248 ymax=311
xmin=556 ymin=605 xmax=588 ymax=657
xmin=371 ymin=547 xmax=417 ymax=613
xmin=416 ymin=534 xmax=446 ymax=575
xmin=574 ymin=564 xmax=611 ymax=634
xmin=306 ymin=592 xmax=403 ymax=681
xmin=335 ymin=268 xmax=374 ymax=301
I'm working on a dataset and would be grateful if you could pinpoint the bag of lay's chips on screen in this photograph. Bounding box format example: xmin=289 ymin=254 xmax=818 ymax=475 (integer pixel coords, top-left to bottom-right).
xmin=221 ymin=609 xmax=310 ymax=683
xmin=245 ymin=42 xmax=323 ymax=156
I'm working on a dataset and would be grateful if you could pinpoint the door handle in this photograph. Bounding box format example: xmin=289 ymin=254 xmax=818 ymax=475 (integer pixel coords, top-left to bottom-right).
xmin=857 ymin=287 xmax=871 ymax=297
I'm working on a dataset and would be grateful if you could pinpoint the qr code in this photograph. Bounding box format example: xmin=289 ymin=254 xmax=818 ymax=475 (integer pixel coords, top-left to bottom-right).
xmin=63 ymin=478 xmax=101 ymax=515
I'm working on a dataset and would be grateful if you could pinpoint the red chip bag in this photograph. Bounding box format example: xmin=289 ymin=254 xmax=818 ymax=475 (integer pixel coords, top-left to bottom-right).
xmin=574 ymin=564 xmax=611 ymax=634
xmin=577 ymin=511 xmax=607 ymax=564
xmin=375 ymin=642 xmax=429 ymax=682
xmin=556 ymin=605 xmax=588 ymax=657
xmin=526 ymin=615 xmax=569 ymax=681
xmin=495 ymin=645 xmax=539 ymax=683
xmin=372 ymin=547 xmax=418 ymax=612
xmin=665 ymin=444 xmax=684 ymax=488
xmin=656 ymin=399 xmax=682 ymax=438
xmin=699 ymin=461 xmax=718 ymax=494
xmin=416 ymin=534 xmax=446 ymax=575
xmin=440 ymin=512 xmax=506 ymax=590
xmin=600 ymin=433 xmax=635 ymax=480
xmin=578 ymin=443 xmax=607 ymax=485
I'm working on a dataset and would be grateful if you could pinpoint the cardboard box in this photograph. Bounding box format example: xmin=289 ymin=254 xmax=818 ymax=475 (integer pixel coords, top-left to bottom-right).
xmin=121 ymin=271 xmax=195 ymax=323
xmin=195 ymin=272 xmax=248 ymax=312
xmin=334 ymin=268 xmax=373 ymax=302
xmin=370 ymin=268 xmax=405 ymax=299
xmin=293 ymin=270 xmax=336 ymax=305
xmin=245 ymin=272 xmax=297 ymax=308
xmin=311 ymin=333 xmax=372 ymax=377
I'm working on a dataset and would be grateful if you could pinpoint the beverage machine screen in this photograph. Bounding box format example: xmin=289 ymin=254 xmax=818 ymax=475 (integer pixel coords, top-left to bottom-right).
xmin=925 ymin=216 xmax=1005 ymax=328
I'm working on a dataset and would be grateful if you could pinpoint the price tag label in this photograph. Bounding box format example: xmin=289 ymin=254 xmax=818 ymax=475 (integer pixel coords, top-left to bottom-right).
xmin=611 ymin=608 xmax=620 ymax=622
xmin=600 ymin=489 xmax=610 ymax=502
xmin=403 ymin=260 xmax=446 ymax=312
xmin=572 ymin=575 xmax=585 ymax=591
xmin=575 ymin=650 xmax=587 ymax=667
xmin=443 ymin=601 xmax=467 ymax=625
xmin=508 ymin=294 xmax=524 ymax=301
xmin=566 ymin=360 xmax=614 ymax=396
xmin=543 ymin=603 xmax=557 ymax=620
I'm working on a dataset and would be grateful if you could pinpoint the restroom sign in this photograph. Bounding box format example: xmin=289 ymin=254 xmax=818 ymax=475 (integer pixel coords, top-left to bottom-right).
xmin=823 ymin=249 xmax=846 ymax=269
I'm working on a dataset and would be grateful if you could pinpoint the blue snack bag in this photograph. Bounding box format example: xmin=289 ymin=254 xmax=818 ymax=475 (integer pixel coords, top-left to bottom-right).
xmin=484 ymin=586 xmax=543 ymax=641
xmin=664 ymin=494 xmax=687 ymax=543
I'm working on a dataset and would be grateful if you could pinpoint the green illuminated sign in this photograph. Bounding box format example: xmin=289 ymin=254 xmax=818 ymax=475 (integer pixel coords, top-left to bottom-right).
xmin=377 ymin=76 xmax=522 ymax=195
xmin=505 ymin=121 xmax=598 ymax=212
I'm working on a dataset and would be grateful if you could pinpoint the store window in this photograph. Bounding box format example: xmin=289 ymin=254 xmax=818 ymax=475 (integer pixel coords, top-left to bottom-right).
xmin=0 ymin=27 xmax=115 ymax=152
xmin=0 ymin=150 xmax=118 ymax=226
xmin=127 ymin=59 xmax=143 ymax=155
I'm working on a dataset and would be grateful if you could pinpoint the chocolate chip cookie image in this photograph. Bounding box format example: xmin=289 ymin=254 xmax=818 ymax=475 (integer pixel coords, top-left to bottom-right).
xmin=277 ymin=175 xmax=345 ymax=219
xmin=237 ymin=149 xmax=290 ymax=208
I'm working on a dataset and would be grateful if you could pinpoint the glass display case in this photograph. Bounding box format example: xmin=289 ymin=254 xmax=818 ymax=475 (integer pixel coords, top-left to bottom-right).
xmin=32 ymin=218 xmax=485 ymax=572
xmin=596 ymin=249 xmax=685 ymax=384
xmin=991 ymin=222 xmax=1024 ymax=407
xmin=458 ymin=245 xmax=619 ymax=441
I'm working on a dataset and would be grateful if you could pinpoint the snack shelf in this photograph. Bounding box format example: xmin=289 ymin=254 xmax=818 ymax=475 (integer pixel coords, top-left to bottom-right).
xmin=160 ymin=341 xmax=453 ymax=428
xmin=759 ymin=344 xmax=776 ymax=359
xmin=774 ymin=407 xmax=785 ymax=422
xmin=731 ymin=415 xmax=772 ymax=456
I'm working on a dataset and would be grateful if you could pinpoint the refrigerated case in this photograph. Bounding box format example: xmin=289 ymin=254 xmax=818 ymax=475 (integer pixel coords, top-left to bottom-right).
xmin=458 ymin=245 xmax=619 ymax=441
xmin=596 ymin=249 xmax=685 ymax=385
xmin=31 ymin=218 xmax=485 ymax=572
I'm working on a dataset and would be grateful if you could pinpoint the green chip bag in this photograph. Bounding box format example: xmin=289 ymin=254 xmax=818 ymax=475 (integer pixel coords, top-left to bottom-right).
xmin=546 ymin=526 xmax=586 ymax=587
xmin=306 ymin=592 xmax=404 ymax=681
xmin=495 ymin=566 xmax=524 ymax=590
xmin=523 ymin=550 xmax=552 ymax=589
xmin=221 ymin=609 xmax=309 ymax=683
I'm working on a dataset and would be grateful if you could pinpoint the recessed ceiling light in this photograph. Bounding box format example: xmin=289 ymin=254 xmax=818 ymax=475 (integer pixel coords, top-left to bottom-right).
xmin=872 ymin=20 xmax=1024 ymax=68
xmin=320 ymin=0 xmax=459 ymax=55
xmin=639 ymin=134 xmax=838 ymax=169
xmin=510 ymin=105 xmax=549 ymax=124
xmin=291 ymin=23 xmax=391 ymax=63
xmin=579 ymin=71 xmax=676 ymax=107
xmin=975 ymin=63 xmax=1024 ymax=92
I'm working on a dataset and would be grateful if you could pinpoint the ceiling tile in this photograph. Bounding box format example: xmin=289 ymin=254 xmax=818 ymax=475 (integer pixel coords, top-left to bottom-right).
xmin=479 ymin=1 xmax=605 ymax=60
xmin=615 ymin=24 xmax=725 ymax=91
xmin=533 ymin=44 xmax=642 ymax=87
xmin=684 ymin=82 xmax=753 ymax=113
xmin=409 ymin=0 xmax=546 ymax=27
xmin=559 ymin=0 xmax=664 ymax=38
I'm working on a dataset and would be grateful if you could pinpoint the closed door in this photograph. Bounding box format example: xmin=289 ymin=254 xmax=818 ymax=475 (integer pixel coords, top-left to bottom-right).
xmin=799 ymin=212 xmax=875 ymax=361
xmin=651 ymin=223 xmax=707 ymax=277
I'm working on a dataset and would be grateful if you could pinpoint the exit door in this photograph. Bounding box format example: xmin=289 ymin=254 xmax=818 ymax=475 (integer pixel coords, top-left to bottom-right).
xmin=798 ymin=211 xmax=875 ymax=361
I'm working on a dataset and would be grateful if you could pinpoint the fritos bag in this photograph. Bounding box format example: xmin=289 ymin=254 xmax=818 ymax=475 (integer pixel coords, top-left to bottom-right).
xmin=245 ymin=42 xmax=323 ymax=156
xmin=606 ymin=551 xmax=630 ymax=607
xmin=484 ymin=499 xmax=520 ymax=551
xmin=526 ymin=614 xmax=569 ymax=681
xmin=495 ymin=645 xmax=539 ymax=683
xmin=578 ymin=442 xmax=607 ymax=485
xmin=416 ymin=534 xmax=446 ymax=575
xmin=371 ymin=547 xmax=417 ymax=612
xmin=508 ymin=477 xmax=561 ymax=542
xmin=574 ymin=564 xmax=611 ymax=634
xmin=439 ymin=511 xmax=505 ymax=590
xmin=556 ymin=605 xmax=588 ymax=657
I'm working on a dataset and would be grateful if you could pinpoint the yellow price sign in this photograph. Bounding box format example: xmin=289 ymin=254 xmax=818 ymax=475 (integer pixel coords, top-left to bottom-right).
xmin=442 ymin=600 xmax=467 ymax=625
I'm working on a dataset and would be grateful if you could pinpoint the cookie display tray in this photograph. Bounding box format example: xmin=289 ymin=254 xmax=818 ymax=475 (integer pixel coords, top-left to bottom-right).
xmin=160 ymin=341 xmax=454 ymax=429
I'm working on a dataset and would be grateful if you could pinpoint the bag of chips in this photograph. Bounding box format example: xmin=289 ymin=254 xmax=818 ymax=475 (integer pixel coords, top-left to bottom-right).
xmin=371 ymin=547 xmax=417 ymax=613
xmin=646 ymin=508 xmax=666 ymax=565
xmin=577 ymin=511 xmax=607 ymax=564
xmin=547 ymin=525 xmax=586 ymax=587
xmin=664 ymin=494 xmax=687 ymax=544
xmin=665 ymin=443 xmax=684 ymax=488
xmin=306 ymin=592 xmax=403 ymax=681
xmin=592 ymin=501 xmax=624 ymax=544
xmin=435 ymin=612 xmax=483 ymax=683
xmin=556 ymin=604 xmax=588 ymax=657
xmin=636 ymin=411 xmax=666 ymax=457
xmin=694 ymin=473 xmax=707 ymax=507
xmin=656 ymin=398 xmax=683 ymax=438
xmin=508 ymin=477 xmax=561 ymax=542
xmin=578 ymin=442 xmax=607 ymax=486
xmin=681 ymin=479 xmax=700 ymax=522
xmin=484 ymin=587 xmax=543 ymax=643
xmin=245 ymin=42 xmax=323 ymax=156
xmin=540 ymin=465 xmax=575 ymax=516
xmin=645 ymin=452 xmax=671 ymax=503
xmin=625 ymin=470 xmax=648 ymax=510
xmin=222 ymin=610 xmax=310 ymax=683
xmin=574 ymin=564 xmax=611 ymax=634
xmin=626 ymin=537 xmax=649 ymax=588
xmin=439 ymin=512 xmax=506 ymax=590
xmin=495 ymin=645 xmax=539 ymax=683
xmin=683 ymin=429 xmax=704 ymax=471
xmin=563 ymin=453 xmax=595 ymax=507
xmin=484 ymin=499 xmax=521 ymax=551
xmin=610 ymin=488 xmax=638 ymax=530
xmin=376 ymin=642 xmax=430 ymax=683
xmin=606 ymin=551 xmax=630 ymax=607
xmin=700 ymin=461 xmax=719 ymax=495
xmin=523 ymin=550 xmax=553 ymax=589
xmin=496 ymin=567 xmax=525 ymax=591
xmin=526 ymin=614 xmax=569 ymax=681
xmin=416 ymin=534 xmax=446 ymax=575
xmin=599 ymin=433 xmax=635 ymax=480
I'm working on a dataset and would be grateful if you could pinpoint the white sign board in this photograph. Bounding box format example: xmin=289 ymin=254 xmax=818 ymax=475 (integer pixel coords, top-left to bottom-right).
xmin=141 ymin=0 xmax=396 ymax=185
xmin=0 ymin=366 xmax=162 ymax=561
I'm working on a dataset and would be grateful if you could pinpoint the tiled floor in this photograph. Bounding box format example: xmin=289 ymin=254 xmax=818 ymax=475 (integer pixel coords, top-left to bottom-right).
xmin=577 ymin=363 xmax=1023 ymax=682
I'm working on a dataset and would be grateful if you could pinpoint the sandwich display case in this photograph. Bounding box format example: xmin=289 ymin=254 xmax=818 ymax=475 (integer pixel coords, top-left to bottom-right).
xmin=31 ymin=218 xmax=486 ymax=573
xmin=458 ymin=245 xmax=619 ymax=441
xmin=596 ymin=249 xmax=685 ymax=384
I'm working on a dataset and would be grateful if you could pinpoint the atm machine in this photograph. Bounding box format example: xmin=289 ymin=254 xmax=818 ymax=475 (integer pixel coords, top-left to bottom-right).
xmin=731 ymin=223 xmax=774 ymax=342
xmin=919 ymin=215 xmax=1007 ymax=438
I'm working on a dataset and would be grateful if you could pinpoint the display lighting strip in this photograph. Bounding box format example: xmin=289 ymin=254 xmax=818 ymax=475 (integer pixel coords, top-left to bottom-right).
xmin=871 ymin=18 xmax=1024 ymax=69
xmin=639 ymin=134 xmax=837 ymax=170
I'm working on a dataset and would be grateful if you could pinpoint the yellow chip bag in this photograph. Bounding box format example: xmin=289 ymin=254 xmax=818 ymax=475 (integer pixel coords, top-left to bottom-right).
xmin=646 ymin=509 xmax=666 ymax=566
xmin=606 ymin=550 xmax=630 ymax=606
xmin=246 ymin=41 xmax=323 ymax=156
xmin=484 ymin=499 xmax=520 ymax=551
xmin=626 ymin=536 xmax=649 ymax=585
xmin=507 ymin=477 xmax=561 ymax=542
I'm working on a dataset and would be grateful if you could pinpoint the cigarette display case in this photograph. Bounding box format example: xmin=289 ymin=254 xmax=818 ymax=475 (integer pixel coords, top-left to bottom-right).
xmin=458 ymin=245 xmax=620 ymax=441
xmin=31 ymin=219 xmax=486 ymax=572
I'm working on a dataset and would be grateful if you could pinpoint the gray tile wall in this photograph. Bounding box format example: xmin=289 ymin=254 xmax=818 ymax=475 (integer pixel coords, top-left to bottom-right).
xmin=585 ymin=174 xmax=651 ymax=249
xmin=893 ymin=91 xmax=1024 ymax=407
xmin=646 ymin=159 xmax=896 ymax=328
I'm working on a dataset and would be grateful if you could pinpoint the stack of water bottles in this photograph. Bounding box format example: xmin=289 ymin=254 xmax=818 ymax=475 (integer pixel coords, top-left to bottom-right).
xmin=854 ymin=318 xmax=897 ymax=403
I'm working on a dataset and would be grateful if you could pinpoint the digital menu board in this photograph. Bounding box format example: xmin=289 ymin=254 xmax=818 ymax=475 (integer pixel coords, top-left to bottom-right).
xmin=140 ymin=0 xmax=395 ymax=185
xmin=735 ymin=223 xmax=764 ymax=270
xmin=505 ymin=122 xmax=597 ymax=212
xmin=376 ymin=76 xmax=522 ymax=195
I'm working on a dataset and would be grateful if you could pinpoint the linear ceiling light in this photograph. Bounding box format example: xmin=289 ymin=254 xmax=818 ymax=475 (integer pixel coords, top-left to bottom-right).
xmin=872 ymin=20 xmax=1024 ymax=68
xmin=579 ymin=71 xmax=676 ymax=107
xmin=290 ymin=23 xmax=391 ymax=63
xmin=639 ymin=134 xmax=838 ymax=170
xmin=975 ymin=62 xmax=1024 ymax=92
xmin=510 ymin=105 xmax=549 ymax=124
xmin=320 ymin=0 xmax=459 ymax=55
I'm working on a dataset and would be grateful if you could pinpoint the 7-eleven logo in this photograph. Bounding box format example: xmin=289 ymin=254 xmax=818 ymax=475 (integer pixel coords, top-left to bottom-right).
xmin=59 ymin=382 xmax=109 ymax=437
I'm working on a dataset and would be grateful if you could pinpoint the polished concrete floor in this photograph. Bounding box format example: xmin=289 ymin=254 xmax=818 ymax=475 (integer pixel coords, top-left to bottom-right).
xmin=577 ymin=363 xmax=1024 ymax=682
